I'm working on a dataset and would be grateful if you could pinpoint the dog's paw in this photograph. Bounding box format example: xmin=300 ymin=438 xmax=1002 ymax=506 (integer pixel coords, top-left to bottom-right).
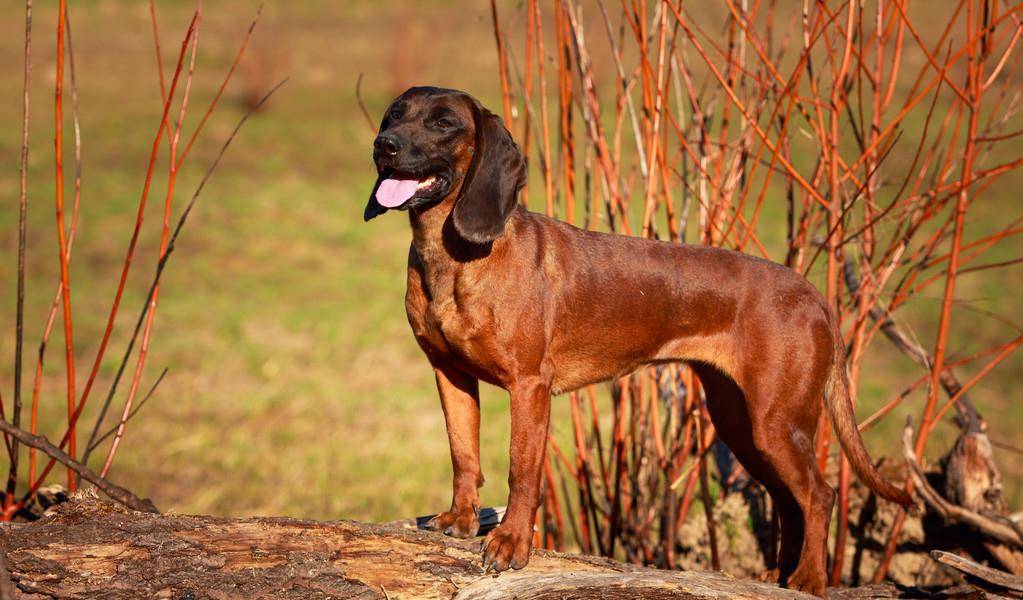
xmin=784 ymin=563 xmax=827 ymax=598
xmin=758 ymin=567 xmax=780 ymax=583
xmin=481 ymin=524 xmax=531 ymax=573
xmin=425 ymin=507 xmax=479 ymax=539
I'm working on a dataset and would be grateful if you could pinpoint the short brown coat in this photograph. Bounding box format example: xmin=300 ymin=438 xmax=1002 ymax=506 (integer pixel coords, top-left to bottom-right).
xmin=365 ymin=87 xmax=911 ymax=596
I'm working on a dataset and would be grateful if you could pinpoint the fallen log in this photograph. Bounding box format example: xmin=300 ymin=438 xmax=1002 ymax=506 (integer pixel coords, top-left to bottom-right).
xmin=902 ymin=423 xmax=1023 ymax=551
xmin=930 ymin=550 xmax=1023 ymax=597
xmin=0 ymin=492 xmax=846 ymax=599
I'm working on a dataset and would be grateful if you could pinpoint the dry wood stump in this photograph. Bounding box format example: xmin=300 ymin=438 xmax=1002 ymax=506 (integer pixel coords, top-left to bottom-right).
xmin=0 ymin=492 xmax=907 ymax=599
xmin=7 ymin=494 xmax=977 ymax=596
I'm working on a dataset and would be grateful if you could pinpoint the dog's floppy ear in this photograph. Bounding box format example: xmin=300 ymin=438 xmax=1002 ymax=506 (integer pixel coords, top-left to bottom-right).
xmin=364 ymin=178 xmax=388 ymax=221
xmin=452 ymin=99 xmax=525 ymax=244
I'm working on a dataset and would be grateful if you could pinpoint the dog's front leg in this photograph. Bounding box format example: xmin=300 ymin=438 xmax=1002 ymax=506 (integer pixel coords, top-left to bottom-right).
xmin=482 ymin=379 xmax=550 ymax=572
xmin=425 ymin=364 xmax=484 ymax=538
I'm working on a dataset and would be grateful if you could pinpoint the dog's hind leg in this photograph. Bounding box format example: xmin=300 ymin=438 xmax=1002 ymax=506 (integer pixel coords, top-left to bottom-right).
xmin=693 ymin=363 xmax=805 ymax=582
xmin=425 ymin=364 xmax=484 ymax=539
xmin=744 ymin=371 xmax=835 ymax=597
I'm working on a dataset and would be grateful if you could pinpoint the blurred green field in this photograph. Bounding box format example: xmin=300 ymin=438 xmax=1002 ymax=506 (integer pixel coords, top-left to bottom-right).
xmin=0 ymin=0 xmax=1019 ymax=523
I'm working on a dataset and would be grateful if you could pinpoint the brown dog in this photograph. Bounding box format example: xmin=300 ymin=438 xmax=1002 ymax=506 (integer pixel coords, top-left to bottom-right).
xmin=364 ymin=86 xmax=912 ymax=596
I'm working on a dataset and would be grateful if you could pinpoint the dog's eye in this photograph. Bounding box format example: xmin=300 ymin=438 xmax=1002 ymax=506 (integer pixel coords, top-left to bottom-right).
xmin=389 ymin=109 xmax=403 ymax=121
xmin=434 ymin=117 xmax=454 ymax=129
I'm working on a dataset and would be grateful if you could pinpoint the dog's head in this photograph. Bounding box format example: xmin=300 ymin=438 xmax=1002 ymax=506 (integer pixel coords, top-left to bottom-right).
xmin=365 ymin=87 xmax=525 ymax=244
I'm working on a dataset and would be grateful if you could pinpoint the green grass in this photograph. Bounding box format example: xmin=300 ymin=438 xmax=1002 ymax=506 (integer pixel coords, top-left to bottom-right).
xmin=0 ymin=0 xmax=1019 ymax=524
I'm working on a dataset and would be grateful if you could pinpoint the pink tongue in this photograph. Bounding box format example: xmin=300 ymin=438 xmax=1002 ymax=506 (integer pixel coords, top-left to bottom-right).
xmin=375 ymin=178 xmax=419 ymax=208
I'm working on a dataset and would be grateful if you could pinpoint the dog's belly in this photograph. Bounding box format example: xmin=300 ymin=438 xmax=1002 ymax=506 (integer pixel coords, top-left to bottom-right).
xmin=548 ymin=326 xmax=736 ymax=394
xmin=549 ymin=357 xmax=643 ymax=395
xmin=548 ymin=325 xmax=660 ymax=393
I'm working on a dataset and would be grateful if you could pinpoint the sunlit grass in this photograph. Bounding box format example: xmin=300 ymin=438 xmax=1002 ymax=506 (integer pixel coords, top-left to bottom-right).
xmin=0 ymin=0 xmax=1018 ymax=522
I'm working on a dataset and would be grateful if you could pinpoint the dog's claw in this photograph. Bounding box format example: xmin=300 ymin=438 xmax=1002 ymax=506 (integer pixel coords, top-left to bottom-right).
xmin=481 ymin=524 xmax=530 ymax=574
xmin=424 ymin=509 xmax=479 ymax=538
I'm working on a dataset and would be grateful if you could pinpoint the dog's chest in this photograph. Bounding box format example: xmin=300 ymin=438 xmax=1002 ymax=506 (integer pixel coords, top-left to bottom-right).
xmin=406 ymin=261 xmax=491 ymax=363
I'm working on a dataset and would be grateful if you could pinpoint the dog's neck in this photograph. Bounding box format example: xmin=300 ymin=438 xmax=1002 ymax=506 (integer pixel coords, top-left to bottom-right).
xmin=409 ymin=193 xmax=504 ymax=293
xmin=409 ymin=195 xmax=457 ymax=262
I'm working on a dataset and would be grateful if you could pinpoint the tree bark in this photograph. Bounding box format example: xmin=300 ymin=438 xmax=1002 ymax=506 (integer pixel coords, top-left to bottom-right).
xmin=0 ymin=492 xmax=837 ymax=599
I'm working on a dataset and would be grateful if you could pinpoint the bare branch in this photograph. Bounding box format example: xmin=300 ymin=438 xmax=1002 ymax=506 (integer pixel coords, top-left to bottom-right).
xmin=0 ymin=419 xmax=157 ymax=514
xmin=902 ymin=422 xmax=1022 ymax=549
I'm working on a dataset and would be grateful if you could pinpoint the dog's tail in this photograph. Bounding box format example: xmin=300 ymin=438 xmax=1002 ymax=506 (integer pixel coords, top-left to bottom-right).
xmin=824 ymin=318 xmax=913 ymax=507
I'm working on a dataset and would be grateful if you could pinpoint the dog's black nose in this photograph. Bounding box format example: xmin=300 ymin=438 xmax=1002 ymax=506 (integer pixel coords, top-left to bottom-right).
xmin=374 ymin=133 xmax=401 ymax=157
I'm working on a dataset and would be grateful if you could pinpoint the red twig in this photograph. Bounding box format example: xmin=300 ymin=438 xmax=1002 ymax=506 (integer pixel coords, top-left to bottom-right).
xmin=22 ymin=13 xmax=199 ymax=504
xmin=5 ymin=0 xmax=33 ymax=515
xmin=53 ymin=0 xmax=78 ymax=492
xmin=100 ymin=3 xmax=204 ymax=478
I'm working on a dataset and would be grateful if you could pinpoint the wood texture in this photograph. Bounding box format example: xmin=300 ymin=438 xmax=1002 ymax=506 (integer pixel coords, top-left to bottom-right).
xmin=0 ymin=493 xmax=828 ymax=599
xmin=930 ymin=550 xmax=1023 ymax=594
xmin=902 ymin=425 xmax=1023 ymax=550
xmin=4 ymin=493 xmax=986 ymax=598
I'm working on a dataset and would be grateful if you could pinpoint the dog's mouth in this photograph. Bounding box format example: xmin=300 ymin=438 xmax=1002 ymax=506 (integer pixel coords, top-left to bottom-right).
xmin=374 ymin=168 xmax=450 ymax=210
